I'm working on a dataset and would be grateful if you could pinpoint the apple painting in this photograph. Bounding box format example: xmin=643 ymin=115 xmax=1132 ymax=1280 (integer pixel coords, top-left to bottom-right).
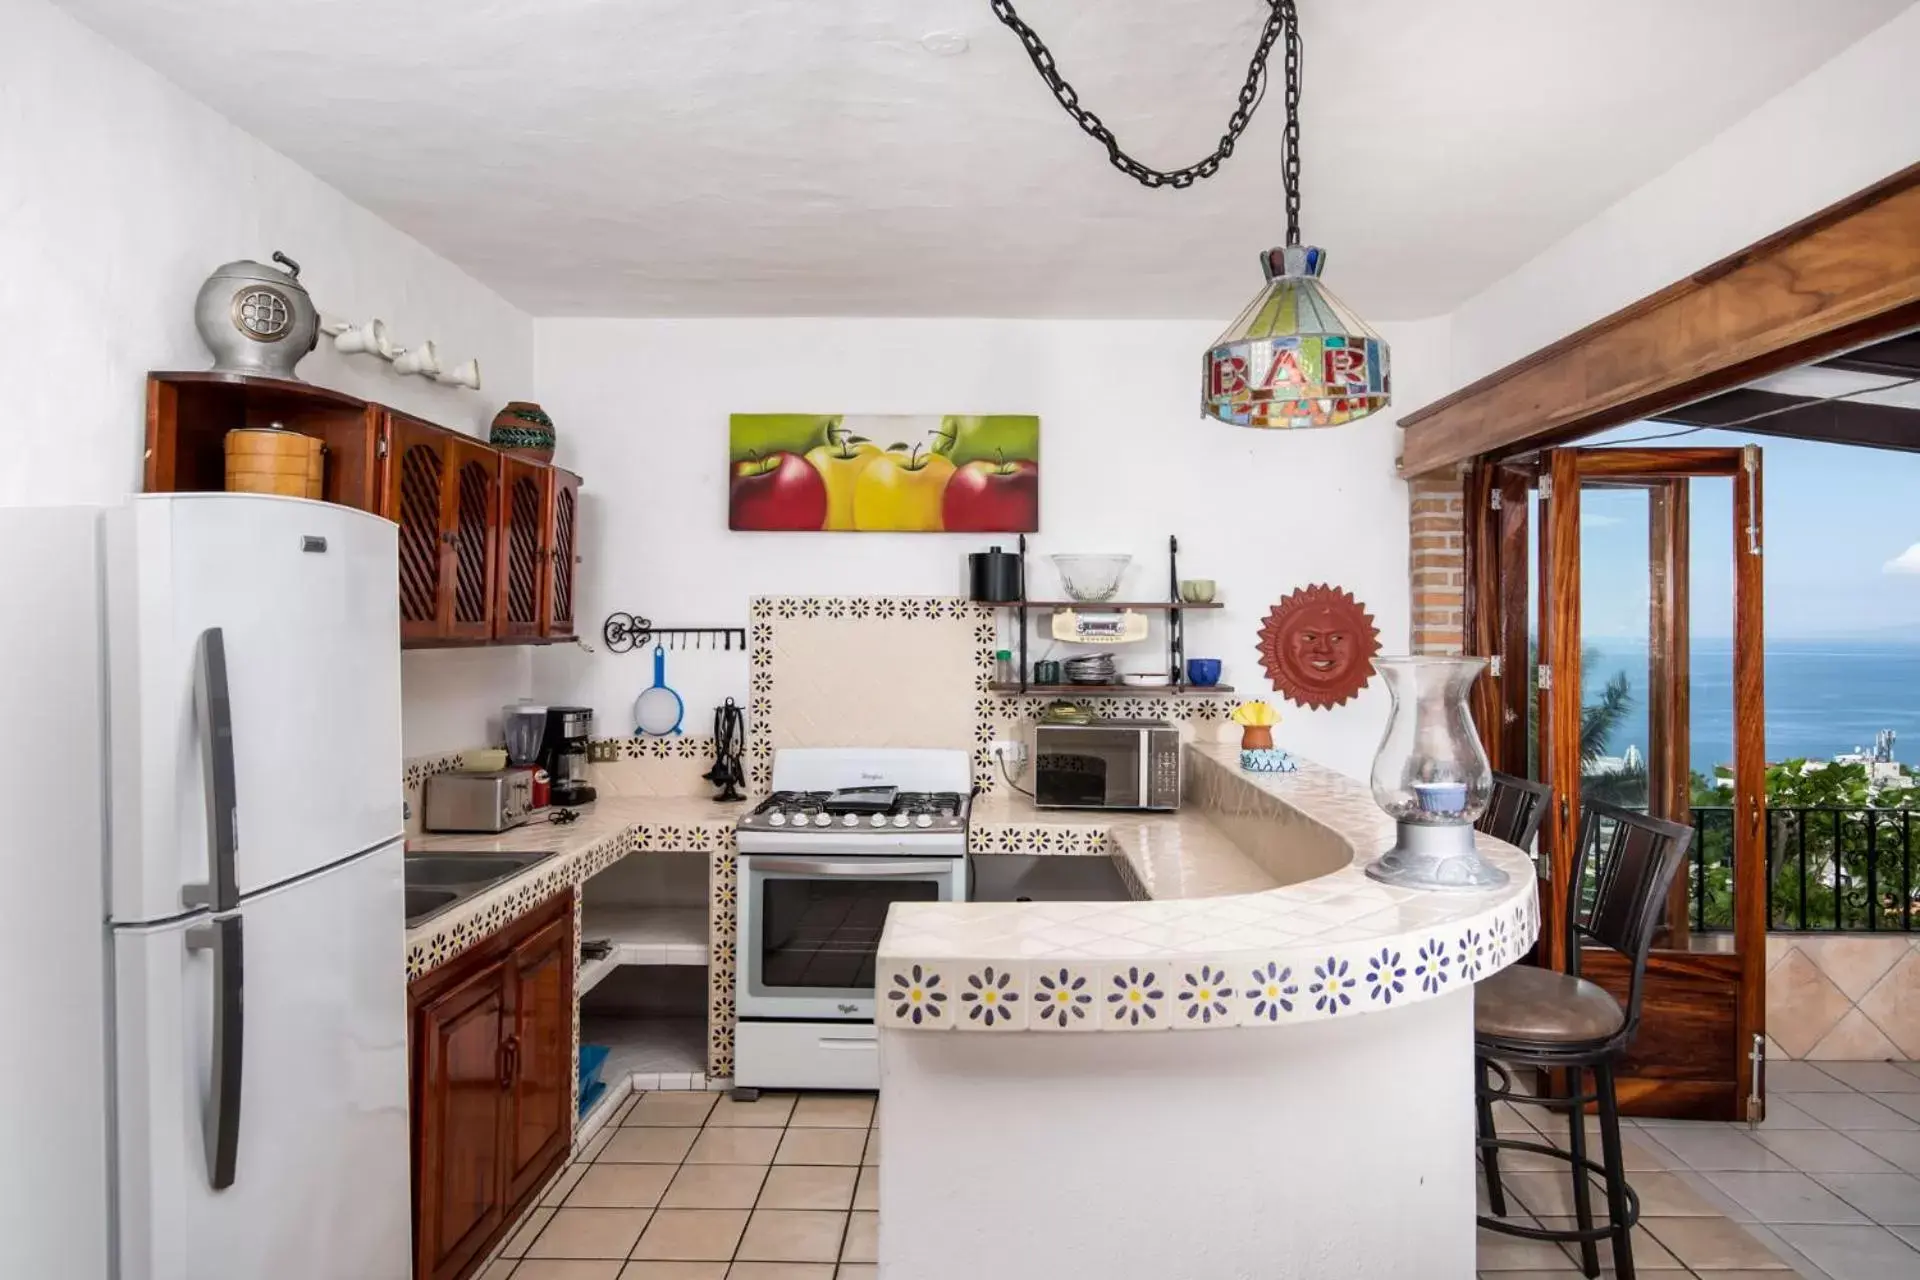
xmin=942 ymin=451 xmax=1038 ymax=531
xmin=728 ymin=414 xmax=1039 ymax=532
xmin=729 ymin=450 xmax=828 ymax=530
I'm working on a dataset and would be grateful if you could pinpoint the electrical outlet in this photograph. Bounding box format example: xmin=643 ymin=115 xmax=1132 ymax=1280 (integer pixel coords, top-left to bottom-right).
xmin=587 ymin=739 xmax=621 ymax=763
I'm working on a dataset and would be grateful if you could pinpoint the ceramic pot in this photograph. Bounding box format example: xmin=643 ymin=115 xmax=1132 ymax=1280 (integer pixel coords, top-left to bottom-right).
xmin=490 ymin=401 xmax=556 ymax=460
xmin=1240 ymin=724 xmax=1274 ymax=752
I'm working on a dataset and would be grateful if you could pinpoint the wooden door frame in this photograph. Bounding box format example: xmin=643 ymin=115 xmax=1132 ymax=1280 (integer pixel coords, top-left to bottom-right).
xmin=1534 ymin=447 xmax=1767 ymax=1120
xmin=1400 ymin=162 xmax=1920 ymax=478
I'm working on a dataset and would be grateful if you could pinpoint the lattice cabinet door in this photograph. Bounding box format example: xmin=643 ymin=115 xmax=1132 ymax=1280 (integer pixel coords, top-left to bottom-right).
xmin=383 ymin=415 xmax=455 ymax=644
xmin=493 ymin=455 xmax=549 ymax=642
xmin=540 ymin=467 xmax=582 ymax=640
xmin=444 ymin=436 xmax=500 ymax=642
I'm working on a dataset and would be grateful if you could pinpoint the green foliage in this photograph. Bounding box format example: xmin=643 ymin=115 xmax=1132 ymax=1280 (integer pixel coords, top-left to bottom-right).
xmin=1688 ymin=761 xmax=1918 ymax=932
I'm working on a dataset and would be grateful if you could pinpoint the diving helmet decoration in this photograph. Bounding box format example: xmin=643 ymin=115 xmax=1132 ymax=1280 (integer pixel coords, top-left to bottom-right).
xmin=1257 ymin=584 xmax=1381 ymax=710
xmin=193 ymin=251 xmax=320 ymax=380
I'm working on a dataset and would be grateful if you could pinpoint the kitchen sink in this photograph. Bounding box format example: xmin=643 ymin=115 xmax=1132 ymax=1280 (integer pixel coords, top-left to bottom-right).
xmin=405 ymin=886 xmax=460 ymax=922
xmin=403 ymin=850 xmax=556 ymax=926
xmin=404 ymin=853 xmax=550 ymax=886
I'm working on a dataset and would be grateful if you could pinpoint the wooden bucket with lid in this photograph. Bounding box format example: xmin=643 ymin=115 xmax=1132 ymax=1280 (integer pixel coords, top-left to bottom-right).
xmin=225 ymin=425 xmax=323 ymax=499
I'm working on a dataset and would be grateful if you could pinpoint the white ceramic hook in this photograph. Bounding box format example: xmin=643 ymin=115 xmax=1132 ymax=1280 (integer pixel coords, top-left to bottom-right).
xmin=326 ymin=317 xmax=395 ymax=359
xmin=392 ymin=339 xmax=441 ymax=378
xmin=432 ymin=357 xmax=482 ymax=390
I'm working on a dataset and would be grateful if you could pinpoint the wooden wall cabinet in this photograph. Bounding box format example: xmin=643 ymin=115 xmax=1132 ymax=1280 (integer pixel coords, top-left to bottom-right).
xmin=383 ymin=413 xmax=501 ymax=645
xmin=410 ymin=891 xmax=576 ymax=1280
xmin=145 ymin=372 xmax=581 ymax=650
xmin=494 ymin=455 xmax=549 ymax=643
xmin=543 ymin=467 xmax=582 ymax=641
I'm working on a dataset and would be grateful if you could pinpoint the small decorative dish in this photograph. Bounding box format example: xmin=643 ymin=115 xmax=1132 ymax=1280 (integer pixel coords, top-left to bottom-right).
xmin=1120 ymin=672 xmax=1172 ymax=687
xmin=1240 ymin=747 xmax=1297 ymax=774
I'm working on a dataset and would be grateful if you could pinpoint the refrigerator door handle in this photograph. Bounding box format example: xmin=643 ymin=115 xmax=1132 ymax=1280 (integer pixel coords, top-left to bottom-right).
xmin=183 ymin=627 xmax=240 ymax=912
xmin=186 ymin=915 xmax=244 ymax=1190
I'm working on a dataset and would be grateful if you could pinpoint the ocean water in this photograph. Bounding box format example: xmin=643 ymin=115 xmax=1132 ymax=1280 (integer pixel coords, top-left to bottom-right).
xmin=1581 ymin=638 xmax=1920 ymax=772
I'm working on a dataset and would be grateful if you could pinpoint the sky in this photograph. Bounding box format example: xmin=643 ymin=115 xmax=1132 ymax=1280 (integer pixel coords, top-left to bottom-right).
xmin=1571 ymin=424 xmax=1920 ymax=641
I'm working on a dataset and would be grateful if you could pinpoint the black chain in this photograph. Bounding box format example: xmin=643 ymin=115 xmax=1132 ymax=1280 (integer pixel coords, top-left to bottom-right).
xmin=989 ymin=0 xmax=1303 ymax=240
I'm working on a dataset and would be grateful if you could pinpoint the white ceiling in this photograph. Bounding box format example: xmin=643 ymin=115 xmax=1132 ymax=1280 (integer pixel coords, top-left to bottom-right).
xmin=59 ymin=0 xmax=1912 ymax=319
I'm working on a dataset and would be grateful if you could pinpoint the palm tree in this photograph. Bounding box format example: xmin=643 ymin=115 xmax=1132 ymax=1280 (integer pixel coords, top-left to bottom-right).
xmin=1525 ymin=643 xmax=1647 ymax=805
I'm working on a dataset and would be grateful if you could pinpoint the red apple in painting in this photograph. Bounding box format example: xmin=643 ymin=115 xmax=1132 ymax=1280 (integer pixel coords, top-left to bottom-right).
xmin=731 ymin=451 xmax=828 ymax=530
xmin=941 ymin=451 xmax=1038 ymax=532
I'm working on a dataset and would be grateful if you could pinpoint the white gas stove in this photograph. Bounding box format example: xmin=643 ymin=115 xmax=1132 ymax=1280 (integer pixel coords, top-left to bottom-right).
xmin=733 ymin=747 xmax=971 ymax=1092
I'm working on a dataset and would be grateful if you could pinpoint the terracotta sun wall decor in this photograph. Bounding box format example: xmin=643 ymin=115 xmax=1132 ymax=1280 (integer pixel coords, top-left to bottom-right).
xmin=1257 ymin=584 xmax=1381 ymax=710
xmin=728 ymin=414 xmax=1040 ymax=532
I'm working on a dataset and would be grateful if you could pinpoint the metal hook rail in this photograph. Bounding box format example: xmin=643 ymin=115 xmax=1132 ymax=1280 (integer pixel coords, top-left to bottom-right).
xmin=601 ymin=613 xmax=747 ymax=653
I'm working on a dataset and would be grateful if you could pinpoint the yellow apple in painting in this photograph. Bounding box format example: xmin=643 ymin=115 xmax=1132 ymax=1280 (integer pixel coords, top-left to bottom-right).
xmin=853 ymin=444 xmax=955 ymax=531
xmin=805 ymin=427 xmax=883 ymax=530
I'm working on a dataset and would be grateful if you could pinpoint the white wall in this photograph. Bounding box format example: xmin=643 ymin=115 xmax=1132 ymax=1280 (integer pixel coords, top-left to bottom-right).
xmin=0 ymin=0 xmax=535 ymax=755
xmin=533 ymin=317 xmax=1449 ymax=779
xmin=1446 ymin=2 xmax=1920 ymax=386
xmin=879 ymin=989 xmax=1474 ymax=1280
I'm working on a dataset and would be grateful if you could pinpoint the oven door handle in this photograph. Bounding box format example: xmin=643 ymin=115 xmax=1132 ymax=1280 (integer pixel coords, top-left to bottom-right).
xmin=750 ymin=858 xmax=945 ymax=877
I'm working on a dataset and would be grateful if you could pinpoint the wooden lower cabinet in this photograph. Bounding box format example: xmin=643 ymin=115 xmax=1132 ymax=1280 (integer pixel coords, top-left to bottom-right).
xmin=506 ymin=912 xmax=573 ymax=1206
xmin=411 ymin=892 xmax=576 ymax=1280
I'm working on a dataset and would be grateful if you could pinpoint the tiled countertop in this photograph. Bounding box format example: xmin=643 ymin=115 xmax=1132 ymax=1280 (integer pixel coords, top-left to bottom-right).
xmin=876 ymin=741 xmax=1538 ymax=1033
xmin=404 ymin=795 xmax=752 ymax=978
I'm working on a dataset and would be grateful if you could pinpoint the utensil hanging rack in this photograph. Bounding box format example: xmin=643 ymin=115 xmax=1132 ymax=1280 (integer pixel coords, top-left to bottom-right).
xmin=601 ymin=613 xmax=747 ymax=653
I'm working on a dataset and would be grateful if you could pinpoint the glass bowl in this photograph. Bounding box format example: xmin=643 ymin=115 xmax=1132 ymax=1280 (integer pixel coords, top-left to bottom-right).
xmin=1050 ymin=553 xmax=1131 ymax=602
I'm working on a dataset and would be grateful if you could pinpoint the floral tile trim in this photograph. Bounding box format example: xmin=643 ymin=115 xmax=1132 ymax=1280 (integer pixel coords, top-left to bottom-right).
xmin=605 ymin=734 xmax=718 ymax=760
xmin=968 ymin=824 xmax=1109 ymax=857
xmin=886 ymin=891 xmax=1538 ymax=1034
xmin=1032 ymin=965 xmax=1098 ymax=1030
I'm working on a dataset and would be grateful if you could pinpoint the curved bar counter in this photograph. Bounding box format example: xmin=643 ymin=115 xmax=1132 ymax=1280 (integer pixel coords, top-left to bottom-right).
xmin=874 ymin=741 xmax=1536 ymax=1280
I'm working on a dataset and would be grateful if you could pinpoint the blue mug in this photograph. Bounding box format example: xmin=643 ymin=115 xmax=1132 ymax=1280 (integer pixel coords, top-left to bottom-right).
xmin=1186 ymin=658 xmax=1222 ymax=687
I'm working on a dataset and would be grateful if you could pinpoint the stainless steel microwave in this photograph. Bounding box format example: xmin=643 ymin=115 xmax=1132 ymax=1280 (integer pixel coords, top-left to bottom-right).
xmin=1033 ymin=720 xmax=1182 ymax=811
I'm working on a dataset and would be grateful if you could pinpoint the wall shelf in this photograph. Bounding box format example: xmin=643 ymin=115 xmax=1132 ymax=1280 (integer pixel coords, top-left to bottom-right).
xmin=988 ymin=682 xmax=1234 ymax=696
xmin=986 ymin=534 xmax=1224 ymax=693
xmin=1017 ymin=600 xmax=1223 ymax=611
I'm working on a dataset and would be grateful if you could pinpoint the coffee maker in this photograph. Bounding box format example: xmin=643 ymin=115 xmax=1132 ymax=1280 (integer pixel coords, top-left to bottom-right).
xmin=540 ymin=706 xmax=596 ymax=806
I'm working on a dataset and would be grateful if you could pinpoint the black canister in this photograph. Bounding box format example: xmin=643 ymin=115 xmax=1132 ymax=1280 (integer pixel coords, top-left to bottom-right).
xmin=968 ymin=545 xmax=1024 ymax=602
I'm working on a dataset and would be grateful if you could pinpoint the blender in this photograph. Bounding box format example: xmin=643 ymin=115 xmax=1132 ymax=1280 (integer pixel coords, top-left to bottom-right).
xmin=503 ymin=702 xmax=550 ymax=809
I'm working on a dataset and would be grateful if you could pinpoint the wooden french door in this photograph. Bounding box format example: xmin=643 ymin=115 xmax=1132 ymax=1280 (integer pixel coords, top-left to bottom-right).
xmin=1468 ymin=446 xmax=1768 ymax=1121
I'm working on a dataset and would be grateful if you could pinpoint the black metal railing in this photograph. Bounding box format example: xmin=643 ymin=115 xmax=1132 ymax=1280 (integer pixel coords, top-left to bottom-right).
xmin=1689 ymin=805 xmax=1919 ymax=933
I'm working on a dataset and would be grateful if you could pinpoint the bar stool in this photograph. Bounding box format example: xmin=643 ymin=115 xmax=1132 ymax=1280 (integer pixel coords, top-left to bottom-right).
xmin=1477 ymin=771 xmax=1553 ymax=851
xmin=1474 ymin=801 xmax=1694 ymax=1280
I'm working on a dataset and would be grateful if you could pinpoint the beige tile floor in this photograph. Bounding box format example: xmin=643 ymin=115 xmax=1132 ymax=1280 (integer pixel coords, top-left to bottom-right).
xmin=485 ymin=1089 xmax=877 ymax=1280
xmin=1482 ymin=1059 xmax=1920 ymax=1279
xmin=486 ymin=1064 xmax=1920 ymax=1280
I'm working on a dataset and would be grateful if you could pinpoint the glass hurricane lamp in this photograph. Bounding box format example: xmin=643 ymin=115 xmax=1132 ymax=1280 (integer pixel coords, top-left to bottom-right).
xmin=1203 ymin=244 xmax=1391 ymax=429
xmin=1364 ymin=656 xmax=1507 ymax=892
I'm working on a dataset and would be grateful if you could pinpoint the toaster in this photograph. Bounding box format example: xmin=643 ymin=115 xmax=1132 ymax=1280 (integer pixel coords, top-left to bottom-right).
xmin=423 ymin=770 xmax=534 ymax=833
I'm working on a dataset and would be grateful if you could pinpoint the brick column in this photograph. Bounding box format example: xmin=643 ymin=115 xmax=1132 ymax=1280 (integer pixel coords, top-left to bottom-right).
xmin=1409 ymin=470 xmax=1467 ymax=655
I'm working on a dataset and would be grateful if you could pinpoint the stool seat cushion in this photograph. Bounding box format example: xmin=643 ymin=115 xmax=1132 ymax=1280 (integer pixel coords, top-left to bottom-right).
xmin=1475 ymin=965 xmax=1624 ymax=1045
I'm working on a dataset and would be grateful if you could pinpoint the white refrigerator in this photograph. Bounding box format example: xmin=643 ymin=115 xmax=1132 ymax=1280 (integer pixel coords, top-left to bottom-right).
xmin=1 ymin=494 xmax=411 ymax=1280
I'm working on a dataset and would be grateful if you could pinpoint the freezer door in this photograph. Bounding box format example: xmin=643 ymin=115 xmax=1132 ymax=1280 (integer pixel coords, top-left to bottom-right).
xmin=113 ymin=840 xmax=409 ymax=1280
xmin=108 ymin=495 xmax=402 ymax=922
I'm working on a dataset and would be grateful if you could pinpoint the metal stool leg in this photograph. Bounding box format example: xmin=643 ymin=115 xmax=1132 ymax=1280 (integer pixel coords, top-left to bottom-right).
xmin=1476 ymin=1057 xmax=1510 ymax=1218
xmin=1596 ymin=1062 xmax=1635 ymax=1280
xmin=1564 ymin=1067 xmax=1600 ymax=1278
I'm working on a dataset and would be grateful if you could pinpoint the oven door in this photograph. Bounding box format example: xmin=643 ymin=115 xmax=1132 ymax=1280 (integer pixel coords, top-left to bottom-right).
xmin=737 ymin=854 xmax=966 ymax=1020
xmin=1034 ymin=727 xmax=1144 ymax=809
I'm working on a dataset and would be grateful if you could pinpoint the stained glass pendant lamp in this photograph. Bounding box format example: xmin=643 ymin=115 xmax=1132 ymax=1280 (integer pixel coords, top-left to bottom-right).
xmin=1203 ymin=244 xmax=1391 ymax=429
xmin=988 ymin=0 xmax=1389 ymax=429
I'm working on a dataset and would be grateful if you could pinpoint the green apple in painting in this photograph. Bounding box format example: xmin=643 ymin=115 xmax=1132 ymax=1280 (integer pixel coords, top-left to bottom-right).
xmin=728 ymin=414 xmax=840 ymax=464
xmin=804 ymin=426 xmax=883 ymax=531
xmin=941 ymin=415 xmax=1040 ymax=467
xmin=853 ymin=444 xmax=955 ymax=531
xmin=942 ymin=451 xmax=1038 ymax=531
xmin=730 ymin=451 xmax=828 ymax=530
